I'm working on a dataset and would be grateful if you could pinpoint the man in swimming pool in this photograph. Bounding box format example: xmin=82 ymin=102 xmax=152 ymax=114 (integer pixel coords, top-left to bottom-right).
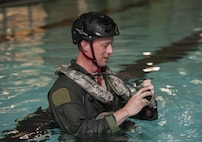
xmin=48 ymin=12 xmax=158 ymax=135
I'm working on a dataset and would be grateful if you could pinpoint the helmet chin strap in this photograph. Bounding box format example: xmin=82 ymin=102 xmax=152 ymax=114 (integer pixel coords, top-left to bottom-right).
xmin=80 ymin=41 xmax=102 ymax=85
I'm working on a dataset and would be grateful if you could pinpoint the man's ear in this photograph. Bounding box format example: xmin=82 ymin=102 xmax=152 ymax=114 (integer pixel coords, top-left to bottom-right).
xmin=80 ymin=40 xmax=89 ymax=52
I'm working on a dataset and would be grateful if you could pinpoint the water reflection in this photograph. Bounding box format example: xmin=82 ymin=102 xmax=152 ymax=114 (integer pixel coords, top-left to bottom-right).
xmin=0 ymin=0 xmax=202 ymax=141
xmin=0 ymin=3 xmax=47 ymax=42
xmin=0 ymin=2 xmax=50 ymax=135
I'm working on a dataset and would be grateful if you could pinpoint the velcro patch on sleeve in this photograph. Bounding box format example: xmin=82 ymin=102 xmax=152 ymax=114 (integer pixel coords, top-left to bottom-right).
xmin=52 ymin=88 xmax=71 ymax=107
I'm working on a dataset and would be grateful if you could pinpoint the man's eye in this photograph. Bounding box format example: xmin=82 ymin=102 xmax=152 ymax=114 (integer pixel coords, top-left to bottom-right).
xmin=103 ymin=43 xmax=111 ymax=48
xmin=102 ymin=44 xmax=108 ymax=48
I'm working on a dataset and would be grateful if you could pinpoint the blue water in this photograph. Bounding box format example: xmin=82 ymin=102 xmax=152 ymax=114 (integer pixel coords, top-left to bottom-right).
xmin=0 ymin=0 xmax=202 ymax=141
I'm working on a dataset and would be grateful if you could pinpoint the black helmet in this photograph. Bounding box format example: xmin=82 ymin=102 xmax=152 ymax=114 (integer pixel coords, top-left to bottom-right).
xmin=71 ymin=12 xmax=119 ymax=44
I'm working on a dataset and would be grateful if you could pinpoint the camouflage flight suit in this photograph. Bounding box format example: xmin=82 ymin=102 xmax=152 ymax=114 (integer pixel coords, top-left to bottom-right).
xmin=48 ymin=60 xmax=158 ymax=134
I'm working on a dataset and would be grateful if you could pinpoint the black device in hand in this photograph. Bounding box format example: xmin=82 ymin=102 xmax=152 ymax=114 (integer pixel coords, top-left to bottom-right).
xmin=144 ymin=95 xmax=152 ymax=101
xmin=135 ymin=84 xmax=152 ymax=101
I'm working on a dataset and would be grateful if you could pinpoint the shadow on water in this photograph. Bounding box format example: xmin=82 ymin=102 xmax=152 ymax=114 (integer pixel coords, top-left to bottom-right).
xmin=0 ymin=0 xmax=49 ymax=8
xmin=117 ymin=31 xmax=202 ymax=80
xmin=39 ymin=0 xmax=149 ymax=29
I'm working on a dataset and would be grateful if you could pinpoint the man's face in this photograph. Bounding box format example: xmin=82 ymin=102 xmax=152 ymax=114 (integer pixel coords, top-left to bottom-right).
xmin=92 ymin=37 xmax=114 ymax=67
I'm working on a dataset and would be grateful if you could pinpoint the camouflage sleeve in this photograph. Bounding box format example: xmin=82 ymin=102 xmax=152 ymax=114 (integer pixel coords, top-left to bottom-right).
xmin=105 ymin=115 xmax=120 ymax=133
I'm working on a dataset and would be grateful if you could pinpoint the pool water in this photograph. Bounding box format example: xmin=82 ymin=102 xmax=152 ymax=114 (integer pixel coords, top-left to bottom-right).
xmin=0 ymin=0 xmax=202 ymax=141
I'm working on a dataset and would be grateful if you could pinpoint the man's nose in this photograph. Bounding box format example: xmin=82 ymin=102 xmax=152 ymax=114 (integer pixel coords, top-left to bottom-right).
xmin=107 ymin=44 xmax=113 ymax=54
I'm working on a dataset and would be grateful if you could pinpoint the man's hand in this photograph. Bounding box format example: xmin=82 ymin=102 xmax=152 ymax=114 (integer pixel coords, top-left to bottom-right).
xmin=113 ymin=80 xmax=155 ymax=126
xmin=141 ymin=79 xmax=156 ymax=107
